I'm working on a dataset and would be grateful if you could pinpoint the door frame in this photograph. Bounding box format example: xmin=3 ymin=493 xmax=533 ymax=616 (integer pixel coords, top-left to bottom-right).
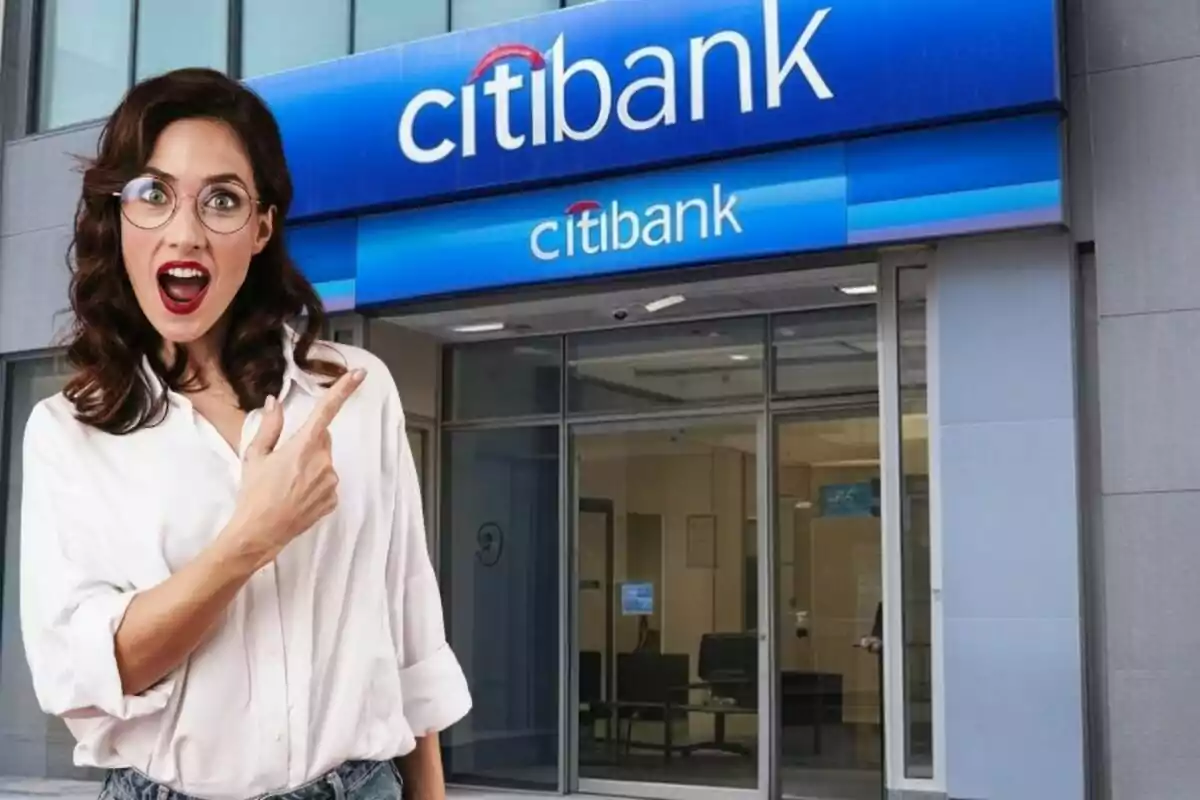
xmin=768 ymin=401 xmax=885 ymax=800
xmin=578 ymin=495 xmax=617 ymax=739
xmin=878 ymin=253 xmax=945 ymax=795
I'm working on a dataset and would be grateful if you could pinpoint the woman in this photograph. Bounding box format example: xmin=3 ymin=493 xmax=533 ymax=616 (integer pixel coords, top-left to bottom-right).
xmin=19 ymin=68 xmax=470 ymax=800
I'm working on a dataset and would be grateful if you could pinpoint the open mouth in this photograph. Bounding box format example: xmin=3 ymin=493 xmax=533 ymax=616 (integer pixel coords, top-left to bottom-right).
xmin=156 ymin=263 xmax=211 ymax=315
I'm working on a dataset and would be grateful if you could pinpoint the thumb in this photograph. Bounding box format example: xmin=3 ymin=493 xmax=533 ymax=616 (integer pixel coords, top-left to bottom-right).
xmin=244 ymin=395 xmax=284 ymax=461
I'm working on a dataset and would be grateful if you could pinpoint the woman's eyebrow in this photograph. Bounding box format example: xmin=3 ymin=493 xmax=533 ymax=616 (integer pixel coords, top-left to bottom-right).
xmin=204 ymin=172 xmax=249 ymax=187
xmin=141 ymin=167 xmax=249 ymax=187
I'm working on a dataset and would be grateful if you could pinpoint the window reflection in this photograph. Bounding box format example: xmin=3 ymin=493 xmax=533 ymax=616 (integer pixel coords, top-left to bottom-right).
xmin=444 ymin=338 xmax=561 ymax=421
xmin=568 ymin=318 xmax=765 ymax=414
xmin=37 ymin=0 xmax=132 ymax=130
xmin=773 ymin=306 xmax=878 ymax=399
xmin=451 ymin=0 xmax=559 ymax=30
xmin=136 ymin=1 xmax=228 ymax=79
xmin=353 ymin=0 xmax=447 ymax=53
xmin=440 ymin=426 xmax=561 ymax=790
xmin=0 ymin=356 xmax=91 ymax=779
xmin=897 ymin=268 xmax=933 ymax=779
xmin=241 ymin=0 xmax=349 ymax=78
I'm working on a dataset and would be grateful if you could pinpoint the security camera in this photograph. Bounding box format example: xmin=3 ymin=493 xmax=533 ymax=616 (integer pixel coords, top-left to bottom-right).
xmin=612 ymin=308 xmax=629 ymax=321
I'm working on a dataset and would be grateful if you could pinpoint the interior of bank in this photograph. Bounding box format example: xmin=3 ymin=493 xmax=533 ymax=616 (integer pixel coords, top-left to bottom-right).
xmin=2 ymin=257 xmax=933 ymax=800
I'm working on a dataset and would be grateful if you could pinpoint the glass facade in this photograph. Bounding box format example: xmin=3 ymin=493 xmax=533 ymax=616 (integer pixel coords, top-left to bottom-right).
xmin=568 ymin=318 xmax=765 ymax=414
xmin=440 ymin=426 xmax=562 ymax=790
xmin=451 ymin=0 xmax=558 ymax=30
xmin=353 ymin=0 xmax=448 ymax=53
xmin=36 ymin=0 xmax=132 ymax=131
xmin=897 ymin=268 xmax=933 ymax=779
xmin=0 ymin=357 xmax=83 ymax=779
xmin=241 ymin=0 xmax=349 ymax=78
xmin=135 ymin=1 xmax=228 ymax=80
xmin=444 ymin=337 xmax=562 ymax=421
xmin=31 ymin=0 xmax=596 ymax=132
xmin=433 ymin=269 xmax=934 ymax=797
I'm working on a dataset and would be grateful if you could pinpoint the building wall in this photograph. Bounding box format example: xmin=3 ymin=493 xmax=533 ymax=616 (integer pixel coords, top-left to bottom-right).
xmin=0 ymin=125 xmax=94 ymax=354
xmin=932 ymin=232 xmax=1085 ymax=800
xmin=1067 ymin=0 xmax=1200 ymax=797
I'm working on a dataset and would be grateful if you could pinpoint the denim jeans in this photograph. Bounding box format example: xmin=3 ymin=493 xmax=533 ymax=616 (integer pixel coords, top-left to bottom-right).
xmin=100 ymin=760 xmax=403 ymax=800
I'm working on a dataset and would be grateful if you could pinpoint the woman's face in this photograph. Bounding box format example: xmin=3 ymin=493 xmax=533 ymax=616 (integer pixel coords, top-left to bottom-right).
xmin=120 ymin=117 xmax=274 ymax=347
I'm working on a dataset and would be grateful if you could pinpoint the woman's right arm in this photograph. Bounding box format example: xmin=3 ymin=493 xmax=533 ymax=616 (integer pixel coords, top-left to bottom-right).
xmin=22 ymin=370 xmax=364 ymax=715
xmin=112 ymin=519 xmax=263 ymax=697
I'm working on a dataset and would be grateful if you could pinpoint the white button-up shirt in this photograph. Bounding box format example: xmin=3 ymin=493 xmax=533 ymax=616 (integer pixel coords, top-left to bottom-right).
xmin=19 ymin=335 xmax=471 ymax=799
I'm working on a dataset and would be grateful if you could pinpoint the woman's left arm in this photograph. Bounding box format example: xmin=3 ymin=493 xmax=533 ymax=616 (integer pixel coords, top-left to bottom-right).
xmin=383 ymin=385 xmax=472 ymax=798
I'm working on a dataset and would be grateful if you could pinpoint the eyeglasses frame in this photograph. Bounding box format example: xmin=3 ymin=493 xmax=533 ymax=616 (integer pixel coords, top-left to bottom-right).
xmin=110 ymin=176 xmax=268 ymax=236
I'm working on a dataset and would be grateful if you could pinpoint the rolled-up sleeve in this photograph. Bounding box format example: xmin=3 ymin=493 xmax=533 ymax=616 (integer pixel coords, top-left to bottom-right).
xmin=19 ymin=403 xmax=176 ymax=722
xmin=384 ymin=391 xmax=472 ymax=735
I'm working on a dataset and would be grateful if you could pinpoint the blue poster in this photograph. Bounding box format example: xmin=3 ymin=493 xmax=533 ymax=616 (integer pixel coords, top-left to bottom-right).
xmin=820 ymin=482 xmax=877 ymax=518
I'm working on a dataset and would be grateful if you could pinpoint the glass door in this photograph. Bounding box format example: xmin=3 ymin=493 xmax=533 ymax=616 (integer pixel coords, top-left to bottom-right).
xmin=773 ymin=409 xmax=884 ymax=800
xmin=573 ymin=416 xmax=761 ymax=800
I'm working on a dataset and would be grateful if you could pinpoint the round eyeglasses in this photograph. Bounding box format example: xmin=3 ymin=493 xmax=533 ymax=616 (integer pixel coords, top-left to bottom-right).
xmin=114 ymin=175 xmax=261 ymax=235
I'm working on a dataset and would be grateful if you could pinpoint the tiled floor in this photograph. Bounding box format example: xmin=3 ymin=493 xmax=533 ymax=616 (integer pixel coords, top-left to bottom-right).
xmin=0 ymin=779 xmax=563 ymax=800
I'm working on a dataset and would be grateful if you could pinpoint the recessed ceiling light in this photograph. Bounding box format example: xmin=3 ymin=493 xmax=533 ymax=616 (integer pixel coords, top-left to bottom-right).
xmin=838 ymin=284 xmax=878 ymax=296
xmin=730 ymin=354 xmax=751 ymax=362
xmin=452 ymin=322 xmax=505 ymax=334
xmin=644 ymin=294 xmax=686 ymax=313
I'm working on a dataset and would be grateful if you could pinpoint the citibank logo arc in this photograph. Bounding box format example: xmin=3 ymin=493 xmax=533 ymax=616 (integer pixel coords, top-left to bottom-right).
xmin=530 ymin=183 xmax=743 ymax=262
xmin=398 ymin=0 xmax=834 ymax=165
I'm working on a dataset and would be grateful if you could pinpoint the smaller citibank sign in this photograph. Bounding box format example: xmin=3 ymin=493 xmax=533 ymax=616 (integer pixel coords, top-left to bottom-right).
xmin=322 ymin=114 xmax=1063 ymax=306
xmin=252 ymin=0 xmax=1062 ymax=218
xmin=531 ymin=185 xmax=745 ymax=263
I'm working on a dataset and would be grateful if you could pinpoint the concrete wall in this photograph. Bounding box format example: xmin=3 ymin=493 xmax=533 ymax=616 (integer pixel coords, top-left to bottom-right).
xmin=0 ymin=125 xmax=98 ymax=354
xmin=932 ymin=232 xmax=1086 ymax=800
xmin=1068 ymin=0 xmax=1200 ymax=797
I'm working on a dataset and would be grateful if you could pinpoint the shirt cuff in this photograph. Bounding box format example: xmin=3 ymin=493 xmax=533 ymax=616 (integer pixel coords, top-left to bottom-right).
xmin=68 ymin=590 xmax=176 ymax=721
xmin=399 ymin=644 xmax=472 ymax=735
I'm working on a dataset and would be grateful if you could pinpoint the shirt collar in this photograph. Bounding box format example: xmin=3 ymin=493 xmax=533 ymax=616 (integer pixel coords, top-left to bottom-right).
xmin=280 ymin=323 xmax=321 ymax=398
xmin=139 ymin=324 xmax=321 ymax=404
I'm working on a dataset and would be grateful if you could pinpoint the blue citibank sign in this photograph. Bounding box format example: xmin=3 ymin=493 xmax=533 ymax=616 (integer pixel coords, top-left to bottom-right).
xmin=249 ymin=0 xmax=1065 ymax=308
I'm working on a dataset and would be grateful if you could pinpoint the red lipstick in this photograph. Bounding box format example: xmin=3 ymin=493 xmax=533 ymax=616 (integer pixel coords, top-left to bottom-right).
xmin=156 ymin=262 xmax=211 ymax=316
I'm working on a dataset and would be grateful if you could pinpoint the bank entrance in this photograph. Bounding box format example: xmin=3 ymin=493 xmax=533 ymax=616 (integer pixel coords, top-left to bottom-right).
xmin=370 ymin=256 xmax=936 ymax=800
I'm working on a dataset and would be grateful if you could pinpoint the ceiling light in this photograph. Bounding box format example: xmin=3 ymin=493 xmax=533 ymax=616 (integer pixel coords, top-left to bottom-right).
xmin=838 ymin=284 xmax=878 ymax=296
xmin=730 ymin=354 xmax=751 ymax=362
xmin=452 ymin=322 xmax=505 ymax=334
xmin=644 ymin=294 xmax=686 ymax=313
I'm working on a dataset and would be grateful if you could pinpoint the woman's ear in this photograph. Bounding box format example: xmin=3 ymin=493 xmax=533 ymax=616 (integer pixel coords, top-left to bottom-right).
xmin=253 ymin=206 xmax=276 ymax=255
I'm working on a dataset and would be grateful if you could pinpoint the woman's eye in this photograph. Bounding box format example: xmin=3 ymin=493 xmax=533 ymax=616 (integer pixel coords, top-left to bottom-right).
xmin=205 ymin=191 xmax=241 ymax=212
xmin=140 ymin=185 xmax=169 ymax=204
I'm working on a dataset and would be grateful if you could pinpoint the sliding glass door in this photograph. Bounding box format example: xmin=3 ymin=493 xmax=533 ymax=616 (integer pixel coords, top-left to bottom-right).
xmin=573 ymin=416 xmax=761 ymax=799
xmin=773 ymin=409 xmax=883 ymax=800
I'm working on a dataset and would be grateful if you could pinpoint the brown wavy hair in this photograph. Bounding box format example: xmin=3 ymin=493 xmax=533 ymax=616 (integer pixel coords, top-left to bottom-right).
xmin=63 ymin=67 xmax=344 ymax=435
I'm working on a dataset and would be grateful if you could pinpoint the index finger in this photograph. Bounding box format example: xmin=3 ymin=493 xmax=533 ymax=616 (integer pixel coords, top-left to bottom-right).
xmin=300 ymin=368 xmax=366 ymax=439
